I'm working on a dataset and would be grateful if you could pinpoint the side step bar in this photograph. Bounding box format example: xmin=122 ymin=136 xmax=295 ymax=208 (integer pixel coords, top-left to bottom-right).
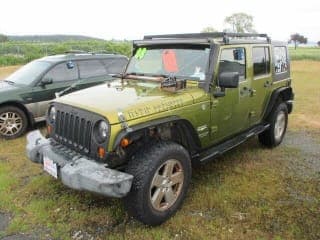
xmin=198 ymin=124 xmax=270 ymax=164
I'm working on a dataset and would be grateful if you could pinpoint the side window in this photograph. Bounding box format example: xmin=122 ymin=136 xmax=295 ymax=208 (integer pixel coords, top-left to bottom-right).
xmin=253 ymin=47 xmax=270 ymax=77
xmin=219 ymin=48 xmax=246 ymax=81
xmin=43 ymin=61 xmax=78 ymax=82
xmin=102 ymin=58 xmax=128 ymax=74
xmin=274 ymin=47 xmax=288 ymax=74
xmin=78 ymin=60 xmax=107 ymax=78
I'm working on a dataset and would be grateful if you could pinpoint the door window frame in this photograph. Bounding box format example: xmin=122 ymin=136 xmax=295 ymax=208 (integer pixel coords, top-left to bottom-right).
xmin=252 ymin=46 xmax=271 ymax=80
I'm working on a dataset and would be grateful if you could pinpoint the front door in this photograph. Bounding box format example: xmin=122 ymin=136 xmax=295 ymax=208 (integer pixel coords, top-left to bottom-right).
xmin=249 ymin=46 xmax=272 ymax=125
xmin=210 ymin=46 xmax=251 ymax=143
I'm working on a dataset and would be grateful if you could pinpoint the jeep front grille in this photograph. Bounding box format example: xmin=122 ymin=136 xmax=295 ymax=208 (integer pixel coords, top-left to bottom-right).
xmin=54 ymin=110 xmax=92 ymax=154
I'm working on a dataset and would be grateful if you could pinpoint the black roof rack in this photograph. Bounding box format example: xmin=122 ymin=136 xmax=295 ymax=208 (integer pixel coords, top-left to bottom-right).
xmin=64 ymin=50 xmax=117 ymax=55
xmin=144 ymin=32 xmax=271 ymax=44
xmin=64 ymin=50 xmax=88 ymax=54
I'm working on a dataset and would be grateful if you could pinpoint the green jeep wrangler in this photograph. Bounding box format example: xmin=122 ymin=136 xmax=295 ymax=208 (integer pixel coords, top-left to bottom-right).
xmin=26 ymin=32 xmax=294 ymax=226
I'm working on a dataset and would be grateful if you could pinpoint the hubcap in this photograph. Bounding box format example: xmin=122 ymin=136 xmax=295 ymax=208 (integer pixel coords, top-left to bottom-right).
xmin=274 ymin=111 xmax=286 ymax=141
xmin=150 ymin=159 xmax=184 ymax=211
xmin=0 ymin=112 xmax=23 ymax=137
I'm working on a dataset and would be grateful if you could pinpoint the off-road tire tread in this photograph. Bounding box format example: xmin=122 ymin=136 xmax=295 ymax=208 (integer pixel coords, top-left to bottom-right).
xmin=259 ymin=101 xmax=288 ymax=147
xmin=123 ymin=141 xmax=191 ymax=226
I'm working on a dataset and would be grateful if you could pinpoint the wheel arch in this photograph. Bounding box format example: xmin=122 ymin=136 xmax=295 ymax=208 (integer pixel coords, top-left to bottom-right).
xmin=113 ymin=116 xmax=202 ymax=155
xmin=263 ymin=86 xmax=294 ymax=120
xmin=0 ymin=101 xmax=34 ymax=128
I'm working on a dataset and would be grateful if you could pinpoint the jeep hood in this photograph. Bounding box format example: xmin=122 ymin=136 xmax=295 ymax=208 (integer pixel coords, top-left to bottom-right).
xmin=55 ymin=79 xmax=195 ymax=124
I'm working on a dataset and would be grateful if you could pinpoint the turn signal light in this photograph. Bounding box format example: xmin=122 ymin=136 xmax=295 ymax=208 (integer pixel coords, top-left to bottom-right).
xmin=120 ymin=138 xmax=131 ymax=148
xmin=47 ymin=125 xmax=52 ymax=135
xmin=97 ymin=147 xmax=106 ymax=158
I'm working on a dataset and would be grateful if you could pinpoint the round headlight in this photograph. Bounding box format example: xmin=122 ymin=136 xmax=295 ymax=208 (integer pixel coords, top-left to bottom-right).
xmin=95 ymin=120 xmax=109 ymax=143
xmin=48 ymin=106 xmax=56 ymax=123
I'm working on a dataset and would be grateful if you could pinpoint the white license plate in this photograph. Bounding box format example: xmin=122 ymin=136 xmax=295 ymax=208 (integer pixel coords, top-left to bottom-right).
xmin=43 ymin=155 xmax=58 ymax=179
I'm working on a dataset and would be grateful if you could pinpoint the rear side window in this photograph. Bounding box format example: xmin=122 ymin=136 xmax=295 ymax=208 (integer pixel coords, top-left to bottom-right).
xmin=253 ymin=47 xmax=270 ymax=77
xmin=218 ymin=48 xmax=246 ymax=81
xmin=274 ymin=47 xmax=288 ymax=74
xmin=78 ymin=60 xmax=107 ymax=78
xmin=102 ymin=58 xmax=128 ymax=74
xmin=43 ymin=61 xmax=78 ymax=82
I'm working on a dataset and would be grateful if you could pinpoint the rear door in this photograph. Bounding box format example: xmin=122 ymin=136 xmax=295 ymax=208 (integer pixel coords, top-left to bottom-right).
xmin=249 ymin=45 xmax=272 ymax=125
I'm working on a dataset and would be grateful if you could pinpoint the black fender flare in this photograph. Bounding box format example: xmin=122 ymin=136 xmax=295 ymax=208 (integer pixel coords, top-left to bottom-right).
xmin=263 ymin=87 xmax=294 ymax=120
xmin=112 ymin=116 xmax=201 ymax=152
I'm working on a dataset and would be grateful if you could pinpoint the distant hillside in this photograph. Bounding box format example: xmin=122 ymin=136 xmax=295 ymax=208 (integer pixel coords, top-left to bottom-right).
xmin=8 ymin=35 xmax=105 ymax=42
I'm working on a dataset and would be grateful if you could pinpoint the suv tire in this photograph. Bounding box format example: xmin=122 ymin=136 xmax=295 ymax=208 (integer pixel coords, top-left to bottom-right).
xmin=259 ymin=102 xmax=288 ymax=147
xmin=0 ymin=106 xmax=28 ymax=139
xmin=123 ymin=141 xmax=191 ymax=226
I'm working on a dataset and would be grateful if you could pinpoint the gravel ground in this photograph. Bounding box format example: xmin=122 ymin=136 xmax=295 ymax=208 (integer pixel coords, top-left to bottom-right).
xmin=1 ymin=129 xmax=319 ymax=240
xmin=283 ymin=130 xmax=320 ymax=179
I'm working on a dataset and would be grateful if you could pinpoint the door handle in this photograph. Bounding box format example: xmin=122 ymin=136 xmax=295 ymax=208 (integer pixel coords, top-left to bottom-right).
xmin=240 ymin=86 xmax=248 ymax=96
xmin=250 ymin=89 xmax=256 ymax=96
xmin=264 ymin=81 xmax=272 ymax=87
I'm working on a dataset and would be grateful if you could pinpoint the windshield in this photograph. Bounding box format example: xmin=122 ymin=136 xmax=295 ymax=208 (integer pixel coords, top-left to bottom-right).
xmin=126 ymin=47 xmax=210 ymax=80
xmin=6 ymin=60 xmax=51 ymax=85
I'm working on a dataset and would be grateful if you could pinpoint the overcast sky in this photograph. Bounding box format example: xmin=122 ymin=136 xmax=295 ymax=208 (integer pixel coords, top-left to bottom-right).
xmin=1 ymin=0 xmax=319 ymax=42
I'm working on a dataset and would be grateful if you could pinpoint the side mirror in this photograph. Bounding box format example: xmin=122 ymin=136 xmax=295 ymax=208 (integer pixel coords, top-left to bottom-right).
xmin=40 ymin=77 xmax=53 ymax=86
xmin=218 ymin=72 xmax=239 ymax=88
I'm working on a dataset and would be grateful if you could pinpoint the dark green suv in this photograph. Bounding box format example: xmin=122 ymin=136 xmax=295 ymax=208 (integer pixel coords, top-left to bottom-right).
xmin=0 ymin=52 xmax=128 ymax=139
xmin=27 ymin=33 xmax=294 ymax=225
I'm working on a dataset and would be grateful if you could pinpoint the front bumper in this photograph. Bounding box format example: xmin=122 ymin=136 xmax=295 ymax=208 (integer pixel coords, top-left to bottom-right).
xmin=26 ymin=130 xmax=133 ymax=198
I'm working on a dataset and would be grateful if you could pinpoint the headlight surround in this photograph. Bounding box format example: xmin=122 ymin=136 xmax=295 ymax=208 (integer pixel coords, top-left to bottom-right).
xmin=48 ymin=106 xmax=56 ymax=123
xmin=94 ymin=120 xmax=109 ymax=143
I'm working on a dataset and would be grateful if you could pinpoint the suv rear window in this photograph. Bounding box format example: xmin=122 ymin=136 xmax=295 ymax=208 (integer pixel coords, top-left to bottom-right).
xmin=78 ymin=60 xmax=107 ymax=78
xmin=102 ymin=58 xmax=127 ymax=74
xmin=274 ymin=46 xmax=288 ymax=74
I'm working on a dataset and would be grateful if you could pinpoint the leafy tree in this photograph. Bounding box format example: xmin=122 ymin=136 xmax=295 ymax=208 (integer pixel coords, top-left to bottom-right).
xmin=0 ymin=34 xmax=8 ymax=42
xmin=290 ymin=33 xmax=307 ymax=49
xmin=317 ymin=41 xmax=320 ymax=47
xmin=201 ymin=26 xmax=218 ymax=33
xmin=224 ymin=13 xmax=256 ymax=33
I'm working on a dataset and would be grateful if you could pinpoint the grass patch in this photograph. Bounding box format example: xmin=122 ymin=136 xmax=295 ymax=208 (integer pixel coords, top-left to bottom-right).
xmin=0 ymin=61 xmax=319 ymax=239
xmin=289 ymin=47 xmax=320 ymax=61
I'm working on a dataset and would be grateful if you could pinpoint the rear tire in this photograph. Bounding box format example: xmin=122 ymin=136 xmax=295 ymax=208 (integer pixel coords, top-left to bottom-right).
xmin=123 ymin=141 xmax=191 ymax=226
xmin=0 ymin=106 xmax=28 ymax=139
xmin=259 ymin=102 xmax=288 ymax=147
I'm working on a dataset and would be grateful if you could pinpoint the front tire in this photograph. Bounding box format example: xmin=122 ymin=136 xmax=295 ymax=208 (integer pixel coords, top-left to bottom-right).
xmin=0 ymin=106 xmax=28 ymax=139
xmin=259 ymin=102 xmax=288 ymax=147
xmin=123 ymin=141 xmax=191 ymax=226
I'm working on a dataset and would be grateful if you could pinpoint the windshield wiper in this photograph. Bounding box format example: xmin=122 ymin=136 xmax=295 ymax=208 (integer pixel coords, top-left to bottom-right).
xmin=124 ymin=72 xmax=144 ymax=77
xmin=55 ymin=81 xmax=80 ymax=98
xmin=3 ymin=80 xmax=15 ymax=85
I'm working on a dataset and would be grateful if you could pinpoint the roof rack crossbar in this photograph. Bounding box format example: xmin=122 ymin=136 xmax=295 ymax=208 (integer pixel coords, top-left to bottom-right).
xmin=144 ymin=32 xmax=271 ymax=44
xmin=64 ymin=50 xmax=116 ymax=55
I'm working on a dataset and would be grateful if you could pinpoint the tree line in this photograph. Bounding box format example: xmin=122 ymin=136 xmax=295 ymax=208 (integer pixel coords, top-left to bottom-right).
xmin=201 ymin=13 xmax=318 ymax=49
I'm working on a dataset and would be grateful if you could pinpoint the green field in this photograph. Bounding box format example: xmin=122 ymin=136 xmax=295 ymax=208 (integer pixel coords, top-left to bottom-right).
xmin=0 ymin=41 xmax=319 ymax=66
xmin=0 ymin=40 xmax=131 ymax=66
xmin=0 ymin=61 xmax=319 ymax=239
xmin=289 ymin=47 xmax=320 ymax=61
